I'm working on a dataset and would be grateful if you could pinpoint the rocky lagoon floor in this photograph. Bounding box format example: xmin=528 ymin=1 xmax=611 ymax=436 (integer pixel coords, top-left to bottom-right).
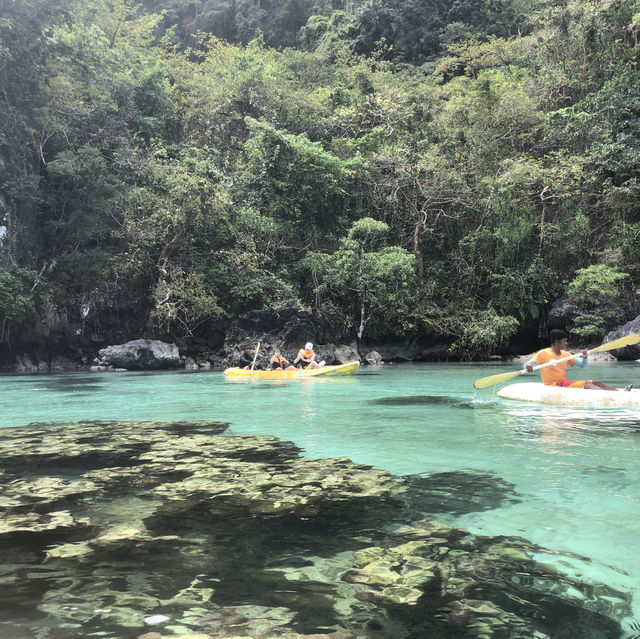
xmin=1 ymin=363 xmax=640 ymax=638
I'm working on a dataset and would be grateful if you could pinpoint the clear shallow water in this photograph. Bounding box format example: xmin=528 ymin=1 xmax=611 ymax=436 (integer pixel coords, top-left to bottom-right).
xmin=2 ymin=361 xmax=640 ymax=630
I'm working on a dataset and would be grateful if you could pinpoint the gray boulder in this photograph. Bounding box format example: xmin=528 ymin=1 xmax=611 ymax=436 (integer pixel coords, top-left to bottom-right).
xmin=335 ymin=344 xmax=360 ymax=364
xmin=605 ymin=317 xmax=640 ymax=360
xmin=15 ymin=353 xmax=41 ymax=373
xmin=315 ymin=343 xmax=360 ymax=365
xmin=364 ymin=350 xmax=383 ymax=365
xmin=98 ymin=339 xmax=181 ymax=370
xmin=547 ymin=294 xmax=580 ymax=330
xmin=183 ymin=356 xmax=198 ymax=370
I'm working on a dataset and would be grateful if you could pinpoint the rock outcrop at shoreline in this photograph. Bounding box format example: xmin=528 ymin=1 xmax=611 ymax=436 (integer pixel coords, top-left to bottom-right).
xmin=606 ymin=317 xmax=640 ymax=360
xmin=4 ymin=301 xmax=640 ymax=373
xmin=96 ymin=339 xmax=182 ymax=370
xmin=0 ymin=419 xmax=631 ymax=639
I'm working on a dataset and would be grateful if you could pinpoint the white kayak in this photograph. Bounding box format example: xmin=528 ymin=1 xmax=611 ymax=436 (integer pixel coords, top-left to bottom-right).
xmin=497 ymin=382 xmax=640 ymax=407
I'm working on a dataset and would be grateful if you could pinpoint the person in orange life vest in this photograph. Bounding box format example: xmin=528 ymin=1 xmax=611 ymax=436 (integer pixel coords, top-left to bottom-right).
xmin=294 ymin=342 xmax=325 ymax=369
xmin=269 ymin=348 xmax=295 ymax=370
xmin=524 ymin=329 xmax=620 ymax=390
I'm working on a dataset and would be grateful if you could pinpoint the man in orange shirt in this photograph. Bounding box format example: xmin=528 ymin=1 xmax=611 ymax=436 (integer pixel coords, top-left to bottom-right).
xmin=524 ymin=329 xmax=620 ymax=390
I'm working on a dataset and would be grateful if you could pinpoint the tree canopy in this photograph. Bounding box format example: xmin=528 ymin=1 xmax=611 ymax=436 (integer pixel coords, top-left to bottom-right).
xmin=1 ymin=0 xmax=639 ymax=358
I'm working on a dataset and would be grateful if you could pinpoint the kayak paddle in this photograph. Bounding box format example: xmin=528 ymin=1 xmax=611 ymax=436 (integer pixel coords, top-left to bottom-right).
xmin=250 ymin=341 xmax=261 ymax=375
xmin=473 ymin=333 xmax=640 ymax=390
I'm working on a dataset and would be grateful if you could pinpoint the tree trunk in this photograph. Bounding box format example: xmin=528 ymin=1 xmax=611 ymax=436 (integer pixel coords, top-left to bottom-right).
xmin=357 ymin=299 xmax=366 ymax=340
xmin=539 ymin=186 xmax=551 ymax=251
xmin=0 ymin=193 xmax=11 ymax=265
xmin=413 ymin=218 xmax=424 ymax=279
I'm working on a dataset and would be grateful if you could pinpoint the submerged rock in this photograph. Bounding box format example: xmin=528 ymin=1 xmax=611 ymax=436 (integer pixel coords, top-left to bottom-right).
xmin=402 ymin=471 xmax=522 ymax=516
xmin=341 ymin=519 xmax=631 ymax=638
xmin=0 ymin=419 xmax=632 ymax=639
xmin=343 ymin=539 xmax=437 ymax=606
xmin=153 ymin=455 xmax=403 ymax=518
xmin=0 ymin=476 xmax=99 ymax=510
xmin=0 ymin=419 xmax=229 ymax=472
xmin=45 ymin=541 xmax=94 ymax=559
xmin=0 ymin=510 xmax=91 ymax=536
xmin=0 ymin=418 xmax=401 ymax=521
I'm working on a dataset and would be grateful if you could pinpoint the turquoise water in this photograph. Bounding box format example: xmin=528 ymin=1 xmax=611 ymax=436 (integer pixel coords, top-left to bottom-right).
xmin=2 ymin=361 xmax=640 ymax=631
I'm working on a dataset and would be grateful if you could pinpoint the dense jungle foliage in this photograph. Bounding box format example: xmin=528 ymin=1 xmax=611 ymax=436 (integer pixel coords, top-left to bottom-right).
xmin=1 ymin=0 xmax=639 ymax=357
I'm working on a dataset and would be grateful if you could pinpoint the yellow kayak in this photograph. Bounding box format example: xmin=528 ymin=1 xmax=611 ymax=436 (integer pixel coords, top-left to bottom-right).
xmin=497 ymin=382 xmax=640 ymax=407
xmin=223 ymin=361 xmax=360 ymax=379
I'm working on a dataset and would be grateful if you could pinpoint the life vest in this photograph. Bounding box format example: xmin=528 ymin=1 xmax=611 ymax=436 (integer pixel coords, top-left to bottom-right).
xmin=299 ymin=348 xmax=313 ymax=360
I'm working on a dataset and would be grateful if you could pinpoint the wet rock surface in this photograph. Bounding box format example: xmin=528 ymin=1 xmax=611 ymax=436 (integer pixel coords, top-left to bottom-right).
xmin=0 ymin=419 xmax=633 ymax=638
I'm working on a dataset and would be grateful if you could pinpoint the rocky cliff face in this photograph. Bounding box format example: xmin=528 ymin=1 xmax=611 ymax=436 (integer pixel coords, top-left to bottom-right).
xmin=222 ymin=308 xmax=454 ymax=366
xmin=223 ymin=308 xmax=351 ymax=351
xmin=3 ymin=304 xmax=640 ymax=373
xmin=606 ymin=318 xmax=640 ymax=360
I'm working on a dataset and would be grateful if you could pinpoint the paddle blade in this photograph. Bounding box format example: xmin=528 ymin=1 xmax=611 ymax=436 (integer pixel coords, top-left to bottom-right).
xmin=590 ymin=333 xmax=640 ymax=353
xmin=473 ymin=369 xmax=522 ymax=390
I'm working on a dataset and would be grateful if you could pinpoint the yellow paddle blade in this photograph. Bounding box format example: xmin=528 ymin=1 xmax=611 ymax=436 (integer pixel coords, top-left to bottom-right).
xmin=473 ymin=369 xmax=522 ymax=390
xmin=590 ymin=333 xmax=640 ymax=353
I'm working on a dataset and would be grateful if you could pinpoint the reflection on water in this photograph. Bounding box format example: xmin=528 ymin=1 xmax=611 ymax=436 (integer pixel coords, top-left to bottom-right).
xmin=503 ymin=405 xmax=640 ymax=436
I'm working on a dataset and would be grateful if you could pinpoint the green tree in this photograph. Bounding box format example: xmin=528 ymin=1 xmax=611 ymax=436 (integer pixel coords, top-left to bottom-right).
xmin=307 ymin=218 xmax=416 ymax=339
xmin=112 ymin=146 xmax=232 ymax=336
xmin=449 ymin=307 xmax=519 ymax=357
xmin=566 ymin=264 xmax=629 ymax=341
xmin=0 ymin=269 xmax=36 ymax=345
xmin=234 ymin=117 xmax=356 ymax=248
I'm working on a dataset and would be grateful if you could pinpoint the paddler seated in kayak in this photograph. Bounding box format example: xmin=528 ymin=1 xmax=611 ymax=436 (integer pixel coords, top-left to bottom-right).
xmin=239 ymin=345 xmax=264 ymax=370
xmin=524 ymin=329 xmax=627 ymax=390
xmin=294 ymin=342 xmax=325 ymax=369
xmin=269 ymin=348 xmax=295 ymax=370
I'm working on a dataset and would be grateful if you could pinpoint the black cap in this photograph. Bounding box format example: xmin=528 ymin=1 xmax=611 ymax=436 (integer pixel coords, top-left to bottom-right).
xmin=549 ymin=329 xmax=568 ymax=343
xmin=243 ymin=344 xmax=252 ymax=350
